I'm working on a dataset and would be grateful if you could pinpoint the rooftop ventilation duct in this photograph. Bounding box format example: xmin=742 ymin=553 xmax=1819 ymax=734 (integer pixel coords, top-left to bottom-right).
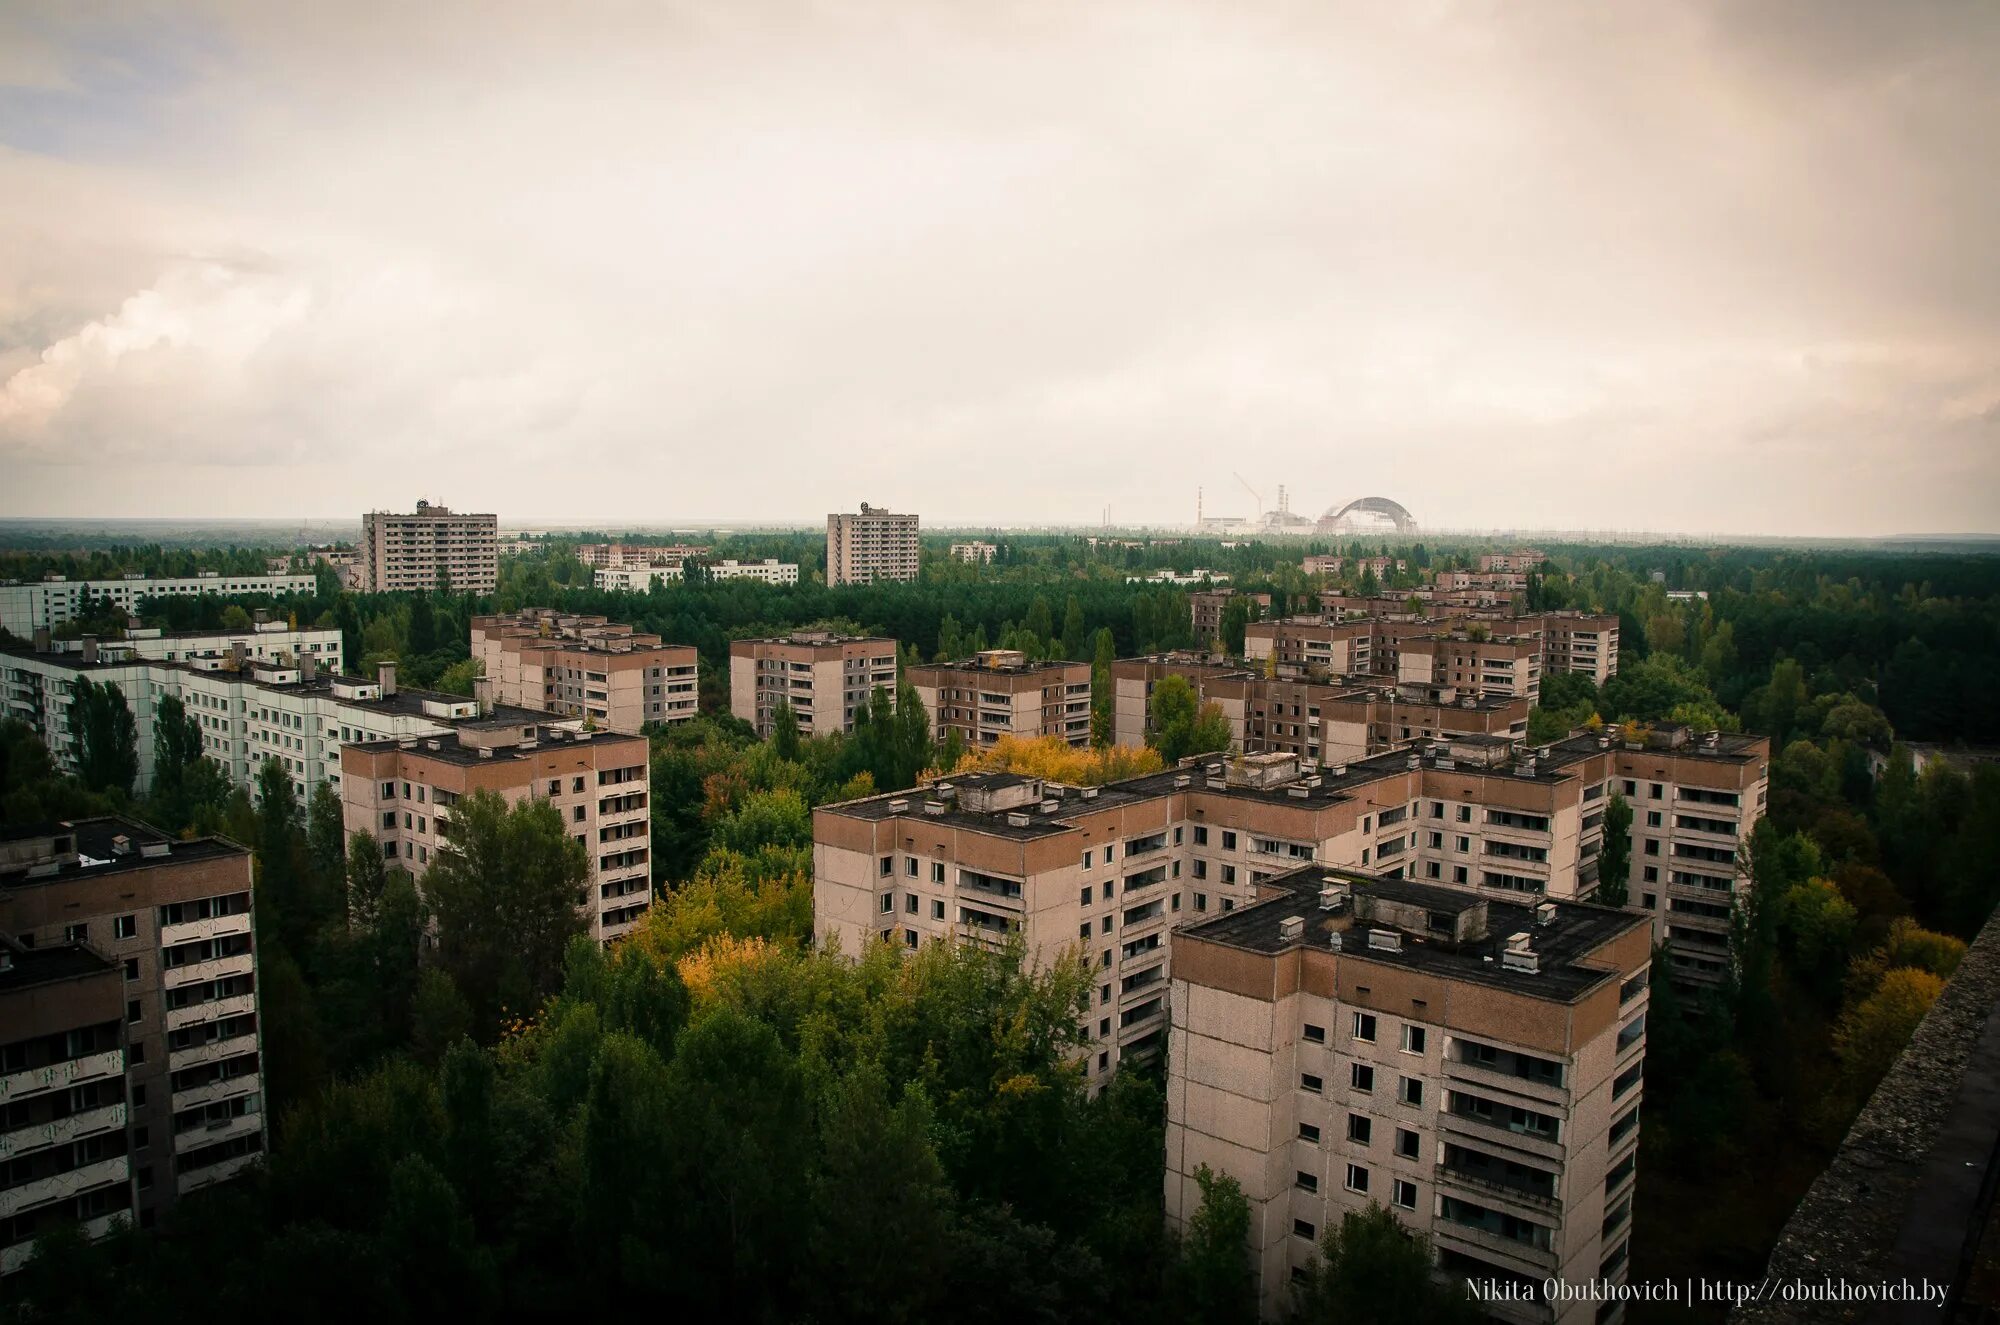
xmin=1278 ymin=915 xmax=1305 ymax=941
xmin=1367 ymin=929 xmax=1402 ymax=952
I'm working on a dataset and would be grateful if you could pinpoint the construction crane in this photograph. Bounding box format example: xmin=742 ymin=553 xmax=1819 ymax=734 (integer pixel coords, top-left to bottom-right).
xmin=1232 ymin=472 xmax=1264 ymax=521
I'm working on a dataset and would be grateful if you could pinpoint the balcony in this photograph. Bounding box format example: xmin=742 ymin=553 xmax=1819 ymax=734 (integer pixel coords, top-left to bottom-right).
xmin=0 ymin=1155 xmax=129 ymax=1219
xmin=173 ymin=1073 xmax=261 ymax=1112
xmin=1440 ymin=1110 xmax=1564 ymax=1164
xmin=163 ymin=952 xmax=255 ymax=990
xmin=160 ymin=911 xmax=253 ymax=949
xmin=0 ymin=1050 xmax=123 ymax=1105
xmin=177 ymin=1150 xmax=260 ymax=1195
xmin=1431 ymin=1216 xmax=1560 ymax=1274
xmin=1435 ymin=1161 xmax=1562 ymax=1217
xmin=166 ymin=992 xmax=257 ymax=1033
xmin=1442 ymin=1057 xmax=1570 ymax=1109
xmin=0 ymin=1103 xmax=126 ymax=1162
xmin=172 ymin=1109 xmax=262 ymax=1155
xmin=169 ymin=1033 xmax=259 ymax=1073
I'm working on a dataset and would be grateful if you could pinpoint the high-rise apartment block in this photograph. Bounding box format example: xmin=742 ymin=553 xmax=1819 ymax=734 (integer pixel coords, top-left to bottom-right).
xmin=826 ymin=504 xmax=919 ymax=586
xmin=0 ymin=573 xmax=318 ymax=637
xmin=1 ymin=819 xmax=266 ymax=1272
xmin=2 ymin=639 xmax=564 ymax=804
xmin=729 ymin=632 xmax=899 ymax=738
xmin=906 ymin=651 xmax=1093 ymax=750
xmin=471 ymin=610 xmax=698 ymax=733
xmin=340 ymin=723 xmax=653 ymax=944
xmin=358 ymin=500 xmax=499 ymax=593
xmin=813 ymin=729 xmax=1759 ymax=1076
xmin=1164 ymin=866 xmax=1650 ymax=1321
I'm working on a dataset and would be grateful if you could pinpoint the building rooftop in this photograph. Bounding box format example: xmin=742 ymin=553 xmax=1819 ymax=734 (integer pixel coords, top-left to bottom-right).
xmin=1180 ymin=863 xmax=1644 ymax=1002
xmin=732 ymin=631 xmax=896 ymax=648
xmin=346 ymin=723 xmax=644 ymax=767
xmin=0 ymin=933 xmax=120 ymax=995
xmin=914 ymin=651 xmax=1087 ymax=675
xmin=0 ymin=816 xmax=248 ymax=889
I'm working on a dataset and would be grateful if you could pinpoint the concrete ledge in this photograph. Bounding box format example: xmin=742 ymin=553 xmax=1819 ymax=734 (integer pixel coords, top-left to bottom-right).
xmin=1734 ymin=907 xmax=2000 ymax=1323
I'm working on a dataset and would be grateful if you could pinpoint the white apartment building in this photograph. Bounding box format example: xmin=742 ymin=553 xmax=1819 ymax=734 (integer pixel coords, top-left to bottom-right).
xmin=826 ymin=504 xmax=919 ymax=586
xmin=2 ymin=641 xmax=573 ymax=804
xmin=358 ymin=500 xmax=499 ymax=593
xmin=949 ymin=542 xmax=998 ymax=564
xmin=593 ymin=565 xmax=682 ymax=592
xmin=710 ymin=559 xmax=800 ymax=585
xmin=0 ymin=574 xmax=319 ymax=637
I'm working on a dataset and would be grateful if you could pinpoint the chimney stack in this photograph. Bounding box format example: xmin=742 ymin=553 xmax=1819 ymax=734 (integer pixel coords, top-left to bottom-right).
xmin=473 ymin=676 xmax=493 ymax=716
xmin=379 ymin=660 xmax=398 ymax=696
xmin=80 ymin=635 xmax=99 ymax=664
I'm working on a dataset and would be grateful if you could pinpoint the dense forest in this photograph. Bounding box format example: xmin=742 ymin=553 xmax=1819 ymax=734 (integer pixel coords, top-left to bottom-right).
xmin=2 ymin=533 xmax=1997 ymax=1322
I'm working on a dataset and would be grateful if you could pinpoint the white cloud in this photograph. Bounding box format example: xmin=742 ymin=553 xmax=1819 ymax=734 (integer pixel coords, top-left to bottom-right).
xmin=0 ymin=0 xmax=1994 ymax=533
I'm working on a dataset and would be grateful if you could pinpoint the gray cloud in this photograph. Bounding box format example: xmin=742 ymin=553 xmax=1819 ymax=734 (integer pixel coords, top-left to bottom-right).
xmin=0 ymin=0 xmax=1995 ymax=534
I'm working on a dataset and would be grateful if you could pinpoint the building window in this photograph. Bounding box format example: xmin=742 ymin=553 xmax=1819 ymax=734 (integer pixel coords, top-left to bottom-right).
xmin=114 ymin=914 xmax=137 ymax=940
xmin=1348 ymin=1113 xmax=1371 ymax=1144
xmin=1298 ymin=1122 xmax=1321 ymax=1143
xmin=1195 ymin=893 xmax=1208 ymax=911
xmin=1400 ymin=1077 xmax=1424 ymax=1107
xmin=1295 ymin=1170 xmax=1319 ymax=1193
xmin=1345 ymin=1164 xmax=1370 ymax=1194
xmin=1081 ymin=886 xmax=1092 ymax=907
xmin=880 ymin=894 xmax=894 ymax=913
xmin=1352 ymin=1012 xmax=1377 ymax=1042
xmin=905 ymin=894 xmax=918 ymax=914
xmin=1193 ymin=860 xmax=1208 ymax=879
xmin=1392 ymin=1179 xmax=1417 ymax=1210
xmin=1079 ymin=924 xmax=1091 ymax=940
xmin=1351 ymin=1064 xmax=1374 ymax=1092
xmin=1083 ymin=850 xmax=1093 ymax=869
xmin=932 ymin=862 xmax=945 ymax=883
xmin=127 ymin=999 xmax=141 ymax=1023
xmin=1194 ymin=827 xmax=1209 ymax=846
xmin=1303 ymin=1023 xmax=1326 ymax=1044
xmin=933 ymin=900 xmax=945 ymax=920
xmin=1642 ymin=866 xmax=1658 ymax=883
xmin=1293 ymin=1219 xmax=1316 ymax=1241
xmin=1300 ymin=1073 xmax=1323 ymax=1093
xmin=1401 ymin=1026 xmax=1426 ymax=1055
xmin=124 ymin=958 xmax=139 ymax=981
xmin=64 ymin=923 xmax=89 ymax=944
xmin=878 ymin=856 xmax=893 ymax=877
xmin=1221 ymin=831 xmax=1236 ymax=850
xmin=1101 ymin=916 xmax=1113 ymax=935
xmin=1395 ymin=1127 xmax=1419 ymax=1159
xmin=905 ymin=857 xmax=918 ymax=877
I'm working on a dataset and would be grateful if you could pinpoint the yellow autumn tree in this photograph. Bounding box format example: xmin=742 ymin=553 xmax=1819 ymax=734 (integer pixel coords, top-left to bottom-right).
xmin=1833 ymin=966 xmax=1945 ymax=1090
xmin=945 ymin=734 xmax=1165 ymax=786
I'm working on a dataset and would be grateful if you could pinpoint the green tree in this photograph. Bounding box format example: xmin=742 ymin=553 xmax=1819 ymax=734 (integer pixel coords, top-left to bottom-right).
xmin=1090 ymin=627 xmax=1117 ymax=748
xmin=427 ymin=789 xmax=590 ymax=1031
xmin=1173 ymin=1165 xmax=1255 ymax=1325
xmin=221 ymin=603 xmax=254 ymax=631
xmin=149 ymin=693 xmax=229 ymax=832
xmin=1060 ymin=596 xmax=1087 ymax=660
xmin=1147 ymin=674 xmax=1199 ymax=762
xmin=770 ymin=701 xmax=801 ymax=762
xmin=1597 ymin=791 xmax=1632 ymax=907
xmin=1220 ymin=597 xmax=1253 ymax=656
xmin=1290 ymin=1202 xmax=1477 ymax=1324
xmin=68 ymin=677 xmax=137 ymax=796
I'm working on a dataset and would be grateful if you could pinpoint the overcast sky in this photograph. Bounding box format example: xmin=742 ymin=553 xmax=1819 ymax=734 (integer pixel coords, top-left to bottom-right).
xmin=1 ymin=2 xmax=1995 ymax=535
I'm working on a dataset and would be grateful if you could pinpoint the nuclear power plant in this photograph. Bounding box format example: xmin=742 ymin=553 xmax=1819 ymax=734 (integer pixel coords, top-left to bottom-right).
xmin=1196 ymin=479 xmax=1417 ymax=536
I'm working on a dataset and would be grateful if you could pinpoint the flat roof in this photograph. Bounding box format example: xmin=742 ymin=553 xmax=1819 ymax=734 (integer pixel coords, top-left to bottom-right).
xmin=347 ymin=726 xmax=644 ymax=766
xmin=1180 ymin=863 xmax=1644 ymax=1002
xmin=0 ymin=939 xmax=119 ymax=995
xmin=0 ymin=816 xmax=248 ymax=889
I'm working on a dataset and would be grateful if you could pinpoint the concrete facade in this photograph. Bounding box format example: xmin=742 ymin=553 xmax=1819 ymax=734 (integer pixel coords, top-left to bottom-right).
xmin=358 ymin=500 xmax=499 ymax=593
xmin=907 ymin=650 xmax=1093 ymax=750
xmin=340 ymin=725 xmax=653 ymax=944
xmin=1 ymin=821 xmax=266 ymax=1270
xmin=1165 ymin=867 xmax=1650 ymax=1321
xmin=729 ymin=632 xmax=899 ymax=738
xmin=827 ymin=504 xmax=919 ymax=586
xmin=471 ymin=609 xmax=698 ymax=733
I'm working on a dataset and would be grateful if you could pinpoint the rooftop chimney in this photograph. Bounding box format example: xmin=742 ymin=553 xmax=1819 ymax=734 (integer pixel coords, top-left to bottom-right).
xmin=80 ymin=636 xmax=99 ymax=665
xmin=379 ymin=660 xmax=398 ymax=696
xmin=473 ymin=676 xmax=493 ymax=716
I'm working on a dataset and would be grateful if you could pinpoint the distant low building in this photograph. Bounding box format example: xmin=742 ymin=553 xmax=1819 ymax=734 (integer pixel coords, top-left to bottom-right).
xmin=906 ymin=650 xmax=1093 ymax=749
xmin=0 ymin=573 xmax=319 ymax=637
xmin=949 ymin=541 xmax=998 ymax=564
xmin=709 ymin=559 xmax=799 ymax=585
